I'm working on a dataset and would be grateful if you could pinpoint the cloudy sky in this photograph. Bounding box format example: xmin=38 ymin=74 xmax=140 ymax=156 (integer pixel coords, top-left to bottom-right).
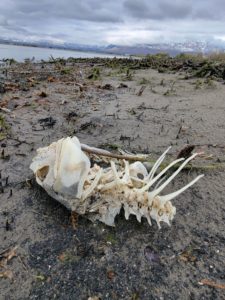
xmin=0 ymin=0 xmax=225 ymax=45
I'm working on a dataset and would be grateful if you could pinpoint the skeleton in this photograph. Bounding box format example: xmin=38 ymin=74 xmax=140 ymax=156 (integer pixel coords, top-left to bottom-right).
xmin=30 ymin=136 xmax=204 ymax=228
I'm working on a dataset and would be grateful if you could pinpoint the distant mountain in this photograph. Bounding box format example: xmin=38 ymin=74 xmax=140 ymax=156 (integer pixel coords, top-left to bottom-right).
xmin=0 ymin=37 xmax=225 ymax=56
xmin=103 ymin=42 xmax=225 ymax=56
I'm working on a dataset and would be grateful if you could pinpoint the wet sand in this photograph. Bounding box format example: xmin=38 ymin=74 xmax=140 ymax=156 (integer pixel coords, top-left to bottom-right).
xmin=0 ymin=59 xmax=225 ymax=299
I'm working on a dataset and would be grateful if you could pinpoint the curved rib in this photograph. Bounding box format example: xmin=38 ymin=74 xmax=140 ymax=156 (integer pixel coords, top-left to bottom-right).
xmin=147 ymin=146 xmax=172 ymax=181
xmin=148 ymin=153 xmax=199 ymax=198
xmin=141 ymin=157 xmax=184 ymax=192
xmin=159 ymin=174 xmax=204 ymax=203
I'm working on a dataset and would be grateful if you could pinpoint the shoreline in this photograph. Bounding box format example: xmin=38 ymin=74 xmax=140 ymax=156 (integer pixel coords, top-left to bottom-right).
xmin=0 ymin=43 xmax=128 ymax=62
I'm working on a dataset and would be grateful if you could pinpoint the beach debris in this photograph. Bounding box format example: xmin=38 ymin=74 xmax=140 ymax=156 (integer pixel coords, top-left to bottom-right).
xmin=117 ymin=83 xmax=128 ymax=88
xmin=0 ymin=270 xmax=13 ymax=280
xmin=70 ymin=211 xmax=79 ymax=230
xmin=38 ymin=91 xmax=47 ymax=98
xmin=144 ymin=246 xmax=160 ymax=264
xmin=179 ymin=249 xmax=197 ymax=263
xmin=34 ymin=274 xmax=46 ymax=281
xmin=136 ymin=85 xmax=146 ymax=96
xmin=0 ymin=246 xmax=17 ymax=280
xmin=65 ymin=111 xmax=79 ymax=122
xmin=0 ymin=114 xmax=10 ymax=141
xmin=30 ymin=136 xmax=204 ymax=228
xmin=100 ymin=83 xmax=114 ymax=90
xmin=0 ymin=246 xmax=17 ymax=268
xmin=81 ymin=143 xmax=148 ymax=162
xmin=47 ymin=76 xmax=56 ymax=82
xmin=107 ymin=270 xmax=116 ymax=280
xmin=177 ymin=145 xmax=195 ymax=159
xmin=87 ymin=67 xmax=100 ymax=80
xmin=0 ymin=82 xmax=6 ymax=94
xmin=38 ymin=116 xmax=56 ymax=128
xmin=74 ymin=82 xmax=85 ymax=92
xmin=0 ymin=107 xmax=12 ymax=114
xmin=199 ymin=279 xmax=225 ymax=289
xmin=3 ymin=82 xmax=19 ymax=92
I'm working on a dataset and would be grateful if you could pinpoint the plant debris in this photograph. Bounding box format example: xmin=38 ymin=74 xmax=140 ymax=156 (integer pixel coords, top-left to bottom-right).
xmin=107 ymin=270 xmax=116 ymax=280
xmin=144 ymin=246 xmax=160 ymax=264
xmin=199 ymin=279 xmax=225 ymax=289
xmin=38 ymin=116 xmax=56 ymax=128
xmin=38 ymin=91 xmax=48 ymax=97
xmin=136 ymin=85 xmax=146 ymax=96
xmin=0 ymin=270 xmax=13 ymax=280
xmin=177 ymin=145 xmax=195 ymax=159
xmin=0 ymin=246 xmax=17 ymax=268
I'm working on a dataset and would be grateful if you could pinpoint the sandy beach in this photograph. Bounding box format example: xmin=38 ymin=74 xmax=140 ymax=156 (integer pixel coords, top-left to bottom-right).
xmin=0 ymin=57 xmax=225 ymax=299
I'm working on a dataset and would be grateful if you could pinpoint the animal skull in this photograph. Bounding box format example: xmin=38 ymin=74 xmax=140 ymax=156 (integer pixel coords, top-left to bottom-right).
xmin=30 ymin=136 xmax=204 ymax=228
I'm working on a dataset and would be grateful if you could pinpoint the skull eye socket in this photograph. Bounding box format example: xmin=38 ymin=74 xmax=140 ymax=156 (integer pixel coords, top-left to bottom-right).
xmin=137 ymin=173 xmax=144 ymax=180
xmin=36 ymin=166 xmax=49 ymax=181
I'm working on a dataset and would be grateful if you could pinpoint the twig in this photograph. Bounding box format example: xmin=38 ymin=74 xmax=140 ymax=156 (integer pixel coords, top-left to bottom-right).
xmin=81 ymin=143 xmax=225 ymax=171
xmin=194 ymin=143 xmax=225 ymax=149
xmin=0 ymin=107 xmax=12 ymax=113
xmin=0 ymin=246 xmax=12 ymax=257
xmin=18 ymin=255 xmax=29 ymax=272
xmin=136 ymin=85 xmax=146 ymax=96
xmin=199 ymin=279 xmax=225 ymax=289
xmin=81 ymin=143 xmax=150 ymax=162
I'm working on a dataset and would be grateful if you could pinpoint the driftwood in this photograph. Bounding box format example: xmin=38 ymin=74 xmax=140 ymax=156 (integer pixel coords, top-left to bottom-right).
xmin=81 ymin=143 xmax=149 ymax=162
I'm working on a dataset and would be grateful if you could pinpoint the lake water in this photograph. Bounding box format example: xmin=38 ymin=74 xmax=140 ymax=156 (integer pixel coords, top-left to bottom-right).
xmin=0 ymin=43 xmax=124 ymax=62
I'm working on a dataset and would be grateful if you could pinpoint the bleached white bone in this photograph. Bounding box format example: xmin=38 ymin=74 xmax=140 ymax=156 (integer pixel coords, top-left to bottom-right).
xmin=148 ymin=153 xmax=199 ymax=199
xmin=30 ymin=136 xmax=204 ymax=228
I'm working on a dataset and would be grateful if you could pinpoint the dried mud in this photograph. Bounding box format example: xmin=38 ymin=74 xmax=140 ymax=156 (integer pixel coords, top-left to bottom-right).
xmin=0 ymin=60 xmax=225 ymax=300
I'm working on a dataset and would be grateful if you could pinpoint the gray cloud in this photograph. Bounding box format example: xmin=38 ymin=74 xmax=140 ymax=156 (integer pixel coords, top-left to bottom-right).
xmin=124 ymin=0 xmax=192 ymax=20
xmin=158 ymin=1 xmax=192 ymax=19
xmin=193 ymin=0 xmax=225 ymax=20
xmin=1 ymin=0 xmax=122 ymax=24
xmin=0 ymin=0 xmax=225 ymax=45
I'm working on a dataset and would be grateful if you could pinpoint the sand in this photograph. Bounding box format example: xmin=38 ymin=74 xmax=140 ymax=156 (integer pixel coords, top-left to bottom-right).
xmin=0 ymin=59 xmax=225 ymax=299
